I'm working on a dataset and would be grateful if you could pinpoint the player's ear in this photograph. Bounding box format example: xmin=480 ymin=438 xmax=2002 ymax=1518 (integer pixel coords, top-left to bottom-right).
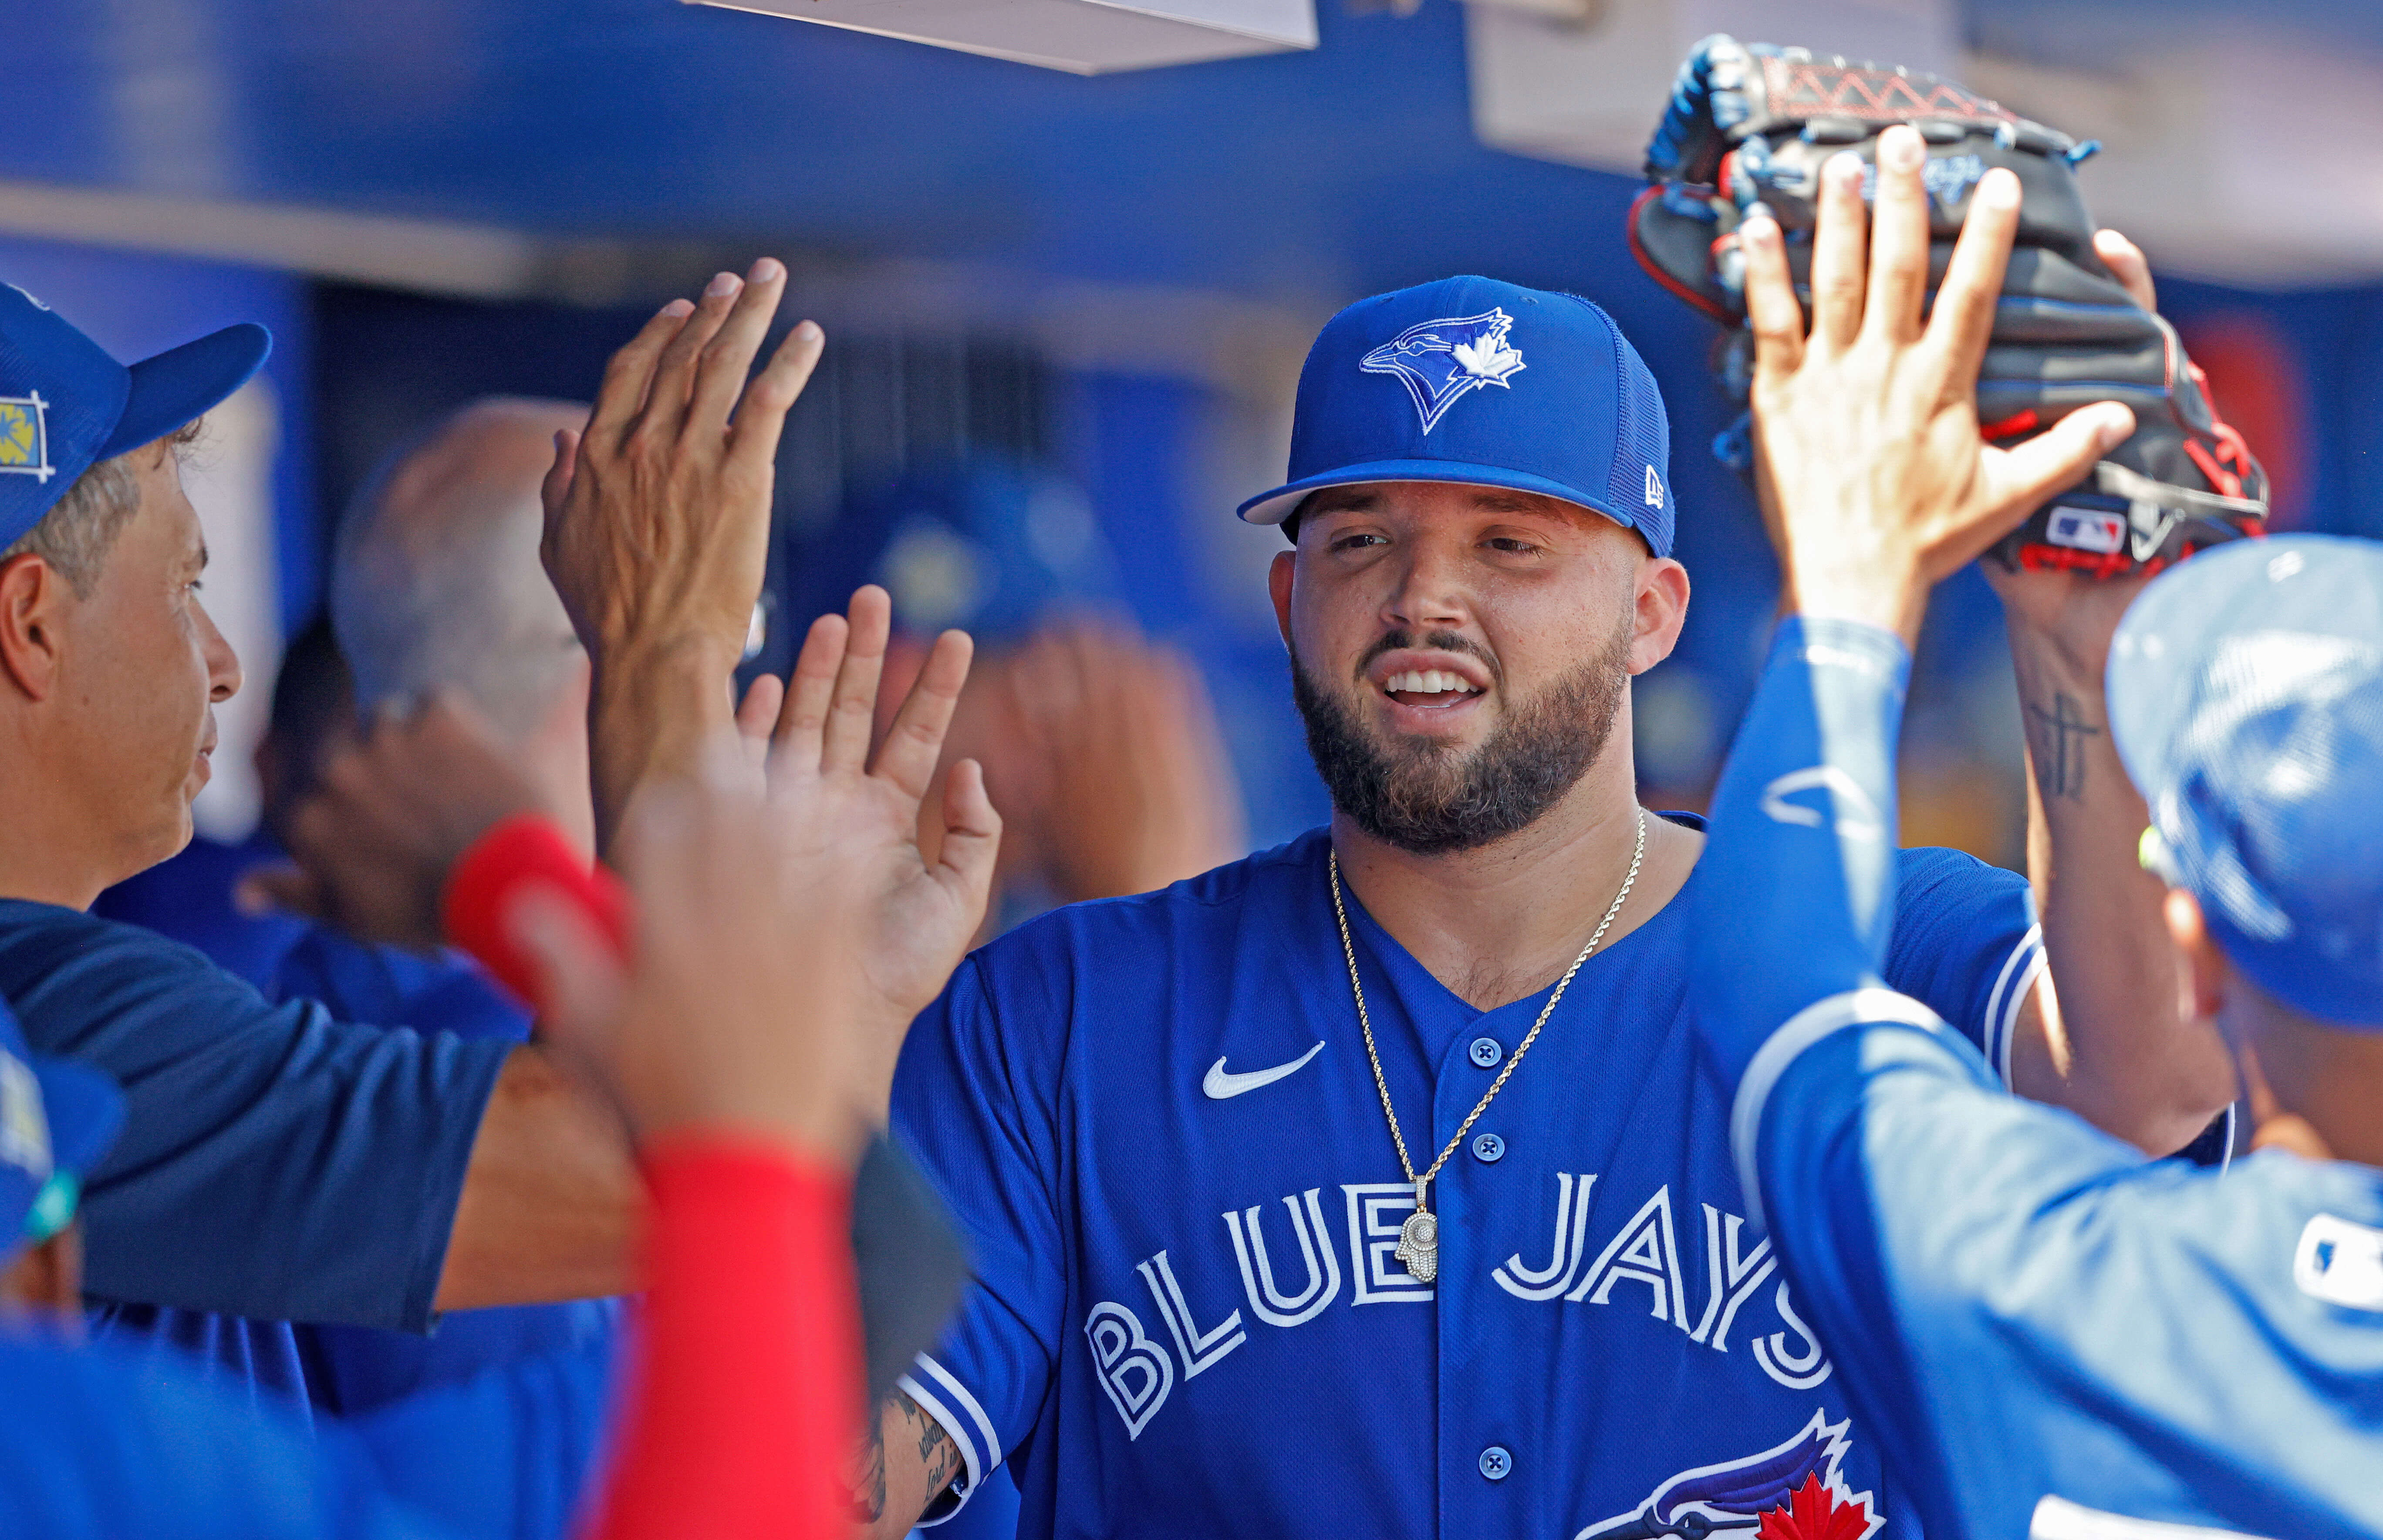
xmin=0 ymin=1223 xmax=84 ymax=1320
xmin=2162 ymin=888 xmax=2226 ymax=1024
xmin=1627 ymin=554 xmax=1691 ymax=675
xmin=1269 ymin=550 xmax=1296 ymax=653
xmin=0 ymin=553 xmax=68 ymax=705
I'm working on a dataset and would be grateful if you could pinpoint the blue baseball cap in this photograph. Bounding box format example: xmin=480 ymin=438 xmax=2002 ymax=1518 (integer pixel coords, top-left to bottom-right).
xmin=786 ymin=458 xmax=1123 ymax=644
xmin=0 ymin=282 xmax=271 ymax=553
xmin=2108 ymin=535 xmax=2383 ymax=1027
xmin=0 ymin=996 xmax=123 ymax=1250
xmin=1237 ymin=276 xmax=1677 ymax=557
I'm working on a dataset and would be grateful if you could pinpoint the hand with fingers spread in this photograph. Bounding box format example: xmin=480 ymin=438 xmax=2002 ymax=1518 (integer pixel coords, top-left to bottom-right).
xmin=1742 ymin=124 xmax=2137 ymax=644
xmin=539 ymin=260 xmax=828 ymax=851
xmin=240 ymin=694 xmax=553 ymax=950
xmin=517 ymin=585 xmax=1001 ymax=1145
xmin=765 ymin=587 xmax=1001 ymax=1112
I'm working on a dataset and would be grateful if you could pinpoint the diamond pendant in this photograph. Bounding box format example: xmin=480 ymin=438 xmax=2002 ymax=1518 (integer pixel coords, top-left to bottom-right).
xmin=1394 ymin=1206 xmax=1440 ymax=1284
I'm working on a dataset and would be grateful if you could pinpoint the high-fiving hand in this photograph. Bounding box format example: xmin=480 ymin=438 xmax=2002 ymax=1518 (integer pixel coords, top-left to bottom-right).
xmin=540 ymin=261 xmax=822 ymax=673
xmin=510 ymin=586 xmax=1001 ymax=1159
xmin=1745 ymin=124 xmax=2138 ymax=643
xmin=539 ymin=260 xmax=828 ymax=852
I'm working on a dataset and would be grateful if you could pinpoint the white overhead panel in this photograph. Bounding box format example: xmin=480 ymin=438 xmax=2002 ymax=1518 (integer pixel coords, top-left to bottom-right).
xmin=688 ymin=0 xmax=1315 ymax=74
xmin=1465 ymin=1 xmax=2383 ymax=285
xmin=1467 ymin=0 xmax=1959 ymax=176
xmin=1962 ymin=39 xmax=2383 ymax=287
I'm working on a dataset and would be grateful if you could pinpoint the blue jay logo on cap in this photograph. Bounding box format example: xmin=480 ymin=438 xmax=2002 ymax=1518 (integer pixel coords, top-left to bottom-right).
xmin=0 ymin=394 xmax=54 ymax=483
xmin=1359 ymin=308 xmax=1526 ymax=434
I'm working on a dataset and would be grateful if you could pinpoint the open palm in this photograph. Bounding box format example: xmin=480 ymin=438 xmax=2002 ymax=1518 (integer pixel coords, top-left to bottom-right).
xmin=760 ymin=585 xmax=1001 ymax=1112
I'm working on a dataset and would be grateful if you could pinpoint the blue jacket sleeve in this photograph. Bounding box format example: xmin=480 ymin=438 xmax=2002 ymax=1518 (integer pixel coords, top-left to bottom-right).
xmin=1691 ymin=616 xmax=1914 ymax=1086
xmin=0 ymin=905 xmax=513 ymax=1330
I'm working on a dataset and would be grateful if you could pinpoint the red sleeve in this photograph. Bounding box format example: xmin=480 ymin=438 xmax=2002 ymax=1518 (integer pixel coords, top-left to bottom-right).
xmin=585 ymin=1137 xmax=862 ymax=1540
xmin=442 ymin=814 xmax=631 ymax=1003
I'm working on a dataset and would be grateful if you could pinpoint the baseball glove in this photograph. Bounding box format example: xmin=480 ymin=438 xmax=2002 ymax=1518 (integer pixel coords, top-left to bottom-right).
xmin=1628 ymin=35 xmax=2267 ymax=578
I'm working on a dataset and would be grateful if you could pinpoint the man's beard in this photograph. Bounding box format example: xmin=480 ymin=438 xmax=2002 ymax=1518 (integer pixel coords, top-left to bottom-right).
xmin=1291 ymin=620 xmax=1633 ymax=855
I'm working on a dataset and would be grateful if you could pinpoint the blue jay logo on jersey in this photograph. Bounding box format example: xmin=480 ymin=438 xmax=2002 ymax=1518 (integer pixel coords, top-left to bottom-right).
xmin=1359 ymin=309 xmax=1526 ymax=433
xmin=1575 ymin=1410 xmax=1881 ymax=1540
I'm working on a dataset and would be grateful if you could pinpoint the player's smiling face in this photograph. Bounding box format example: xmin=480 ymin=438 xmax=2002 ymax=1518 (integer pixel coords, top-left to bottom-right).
xmin=1269 ymin=481 xmax=1689 ymax=852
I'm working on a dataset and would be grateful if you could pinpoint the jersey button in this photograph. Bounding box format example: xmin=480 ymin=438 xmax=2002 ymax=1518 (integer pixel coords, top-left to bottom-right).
xmin=1471 ymin=1132 xmax=1505 ymax=1163
xmin=1478 ymin=1445 xmax=1512 ymax=1482
xmin=1468 ymin=1036 xmax=1503 ymax=1068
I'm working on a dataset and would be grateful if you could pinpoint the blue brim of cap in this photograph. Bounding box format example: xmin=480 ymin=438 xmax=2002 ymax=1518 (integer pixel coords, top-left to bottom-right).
xmin=1237 ymin=458 xmax=1638 ymax=533
xmin=96 ymin=323 xmax=272 ymax=459
xmin=29 ymin=1056 xmax=123 ymax=1181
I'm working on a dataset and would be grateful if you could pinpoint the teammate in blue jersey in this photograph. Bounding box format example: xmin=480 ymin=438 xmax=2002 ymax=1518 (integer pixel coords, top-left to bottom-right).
xmin=267 ymin=399 xmax=624 ymax=1418
xmin=1690 ymin=124 xmax=2383 ymax=1538
xmin=869 ymin=174 xmax=2234 ymax=1538
xmin=0 ymin=973 xmax=612 ymax=1539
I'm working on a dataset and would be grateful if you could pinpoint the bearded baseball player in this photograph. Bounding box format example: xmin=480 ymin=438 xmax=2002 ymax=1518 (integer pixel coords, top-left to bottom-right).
xmin=864 ymin=243 xmax=2233 ymax=1530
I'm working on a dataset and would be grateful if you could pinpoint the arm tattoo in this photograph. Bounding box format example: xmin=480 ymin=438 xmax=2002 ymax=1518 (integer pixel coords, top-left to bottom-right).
xmin=2024 ymin=691 xmax=2102 ymax=801
xmin=847 ymin=1400 xmax=889 ymax=1523
xmin=912 ymin=1393 xmax=966 ymax=1498
xmin=850 ymin=1389 xmax=966 ymax=1526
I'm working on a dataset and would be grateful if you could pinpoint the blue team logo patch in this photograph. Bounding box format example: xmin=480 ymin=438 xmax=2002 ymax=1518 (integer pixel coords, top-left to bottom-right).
xmin=1359 ymin=308 xmax=1526 ymax=434
xmin=0 ymin=393 xmax=55 ymax=482
xmin=1574 ymin=1409 xmax=1882 ymax=1540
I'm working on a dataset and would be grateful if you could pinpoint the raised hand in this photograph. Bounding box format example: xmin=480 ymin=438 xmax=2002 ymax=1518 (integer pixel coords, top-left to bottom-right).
xmin=1743 ymin=124 xmax=2138 ymax=643
xmin=507 ymin=585 xmax=999 ymax=1156
xmin=540 ymin=261 xmax=822 ymax=669
xmin=539 ymin=260 xmax=827 ymax=851
xmin=242 ymin=694 xmax=550 ymax=950
xmin=764 ymin=587 xmax=1001 ymax=1112
xmin=1005 ymin=620 xmax=1244 ymax=903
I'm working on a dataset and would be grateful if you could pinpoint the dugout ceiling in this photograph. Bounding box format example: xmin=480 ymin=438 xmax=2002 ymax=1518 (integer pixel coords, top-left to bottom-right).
xmin=14 ymin=0 xmax=2383 ymax=303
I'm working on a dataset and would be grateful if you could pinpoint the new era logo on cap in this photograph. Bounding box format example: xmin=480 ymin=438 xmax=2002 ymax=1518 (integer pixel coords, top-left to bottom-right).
xmin=1238 ymin=275 xmax=1677 ymax=557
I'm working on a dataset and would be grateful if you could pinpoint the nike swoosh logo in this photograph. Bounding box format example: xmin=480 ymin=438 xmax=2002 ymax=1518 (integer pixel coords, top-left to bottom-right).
xmin=1202 ymin=1042 xmax=1326 ymax=1100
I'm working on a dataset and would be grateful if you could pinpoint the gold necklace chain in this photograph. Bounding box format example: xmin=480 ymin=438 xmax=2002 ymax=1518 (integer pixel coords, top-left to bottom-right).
xmin=1330 ymin=805 xmax=1647 ymax=1212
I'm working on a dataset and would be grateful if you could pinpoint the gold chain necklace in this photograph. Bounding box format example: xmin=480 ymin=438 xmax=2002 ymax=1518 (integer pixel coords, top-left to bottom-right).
xmin=1328 ymin=806 xmax=1647 ymax=1285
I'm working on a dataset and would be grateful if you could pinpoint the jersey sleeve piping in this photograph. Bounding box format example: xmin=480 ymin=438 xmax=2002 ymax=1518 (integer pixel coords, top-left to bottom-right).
xmin=1981 ymin=924 xmax=2048 ymax=1092
xmin=898 ymin=1352 xmax=1002 ymax=1525
xmin=1730 ymin=987 xmax=1949 ymax=1229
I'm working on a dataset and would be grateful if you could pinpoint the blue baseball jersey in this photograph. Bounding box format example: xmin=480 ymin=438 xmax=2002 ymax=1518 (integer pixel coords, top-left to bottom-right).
xmin=889 ymin=821 xmax=2041 ymax=1540
xmin=0 ymin=901 xmax=513 ymax=1412
xmin=1692 ymin=618 xmax=2383 ymax=1540
xmin=270 ymin=927 xmax=624 ymax=1419
xmin=0 ymin=1321 xmax=613 ymax=1540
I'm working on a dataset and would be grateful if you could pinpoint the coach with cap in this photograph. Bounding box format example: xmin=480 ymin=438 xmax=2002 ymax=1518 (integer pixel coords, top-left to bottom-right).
xmin=1685 ymin=135 xmax=2383 ymax=1534
xmin=854 ymin=255 xmax=2232 ymax=1534
xmin=0 ymin=259 xmax=925 ymax=1381
xmin=0 ymin=285 xmax=647 ymax=1364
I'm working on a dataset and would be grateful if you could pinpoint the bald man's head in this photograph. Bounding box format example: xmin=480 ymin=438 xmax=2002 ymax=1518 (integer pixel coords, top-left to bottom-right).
xmin=334 ymin=398 xmax=587 ymax=727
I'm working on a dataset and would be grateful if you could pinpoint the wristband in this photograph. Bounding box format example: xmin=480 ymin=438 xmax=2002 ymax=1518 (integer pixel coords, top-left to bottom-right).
xmin=442 ymin=815 xmax=630 ymax=1005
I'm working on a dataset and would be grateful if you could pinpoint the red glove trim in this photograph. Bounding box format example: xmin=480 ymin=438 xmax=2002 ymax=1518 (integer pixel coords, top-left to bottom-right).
xmin=442 ymin=815 xmax=630 ymax=1004
xmin=587 ymin=1137 xmax=861 ymax=1540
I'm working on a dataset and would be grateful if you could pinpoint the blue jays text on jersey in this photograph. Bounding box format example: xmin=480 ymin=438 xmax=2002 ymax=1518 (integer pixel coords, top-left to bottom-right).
xmin=889 ymin=821 xmax=2043 ymax=1540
